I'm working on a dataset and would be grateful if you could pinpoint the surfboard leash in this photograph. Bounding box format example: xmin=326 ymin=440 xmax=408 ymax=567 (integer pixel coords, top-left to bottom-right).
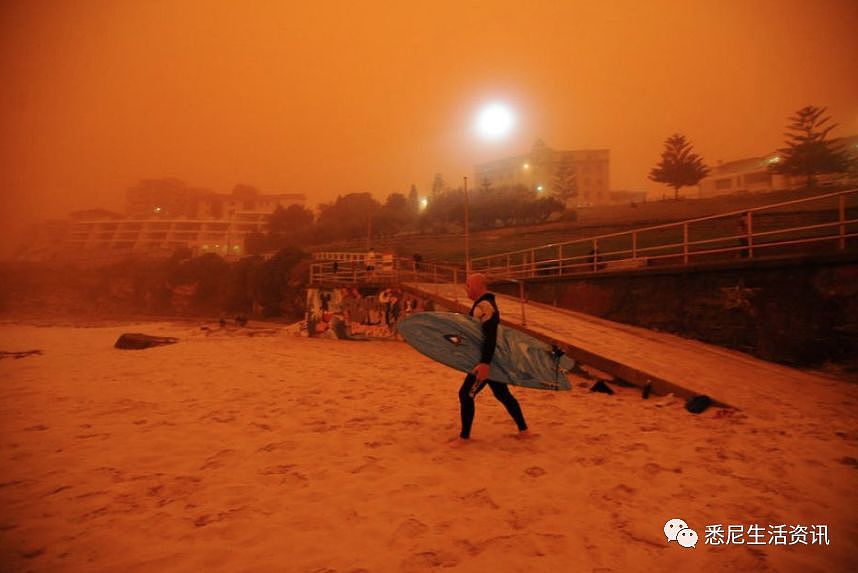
xmin=550 ymin=344 xmax=564 ymax=387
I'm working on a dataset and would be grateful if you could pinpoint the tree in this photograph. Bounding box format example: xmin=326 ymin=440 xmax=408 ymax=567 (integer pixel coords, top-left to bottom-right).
xmin=376 ymin=192 xmax=411 ymax=236
xmin=258 ymin=247 xmax=308 ymax=317
xmin=244 ymin=231 xmax=269 ymax=255
xmin=551 ymin=158 xmax=577 ymax=206
xmin=770 ymin=105 xmax=850 ymax=188
xmin=315 ymin=193 xmax=381 ymax=242
xmin=407 ymin=184 xmax=419 ymax=213
xmin=649 ymin=134 xmax=710 ymax=200
xmin=384 ymin=192 xmax=408 ymax=211
xmin=420 ymin=187 xmax=464 ymax=232
xmin=223 ymin=255 xmax=261 ymax=313
xmin=268 ymin=204 xmax=314 ymax=235
xmin=431 ymin=173 xmax=446 ymax=198
xmin=169 ymin=253 xmax=229 ymax=311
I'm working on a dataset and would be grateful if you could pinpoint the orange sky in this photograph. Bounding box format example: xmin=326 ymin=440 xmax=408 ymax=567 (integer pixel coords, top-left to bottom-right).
xmin=1 ymin=0 xmax=857 ymax=253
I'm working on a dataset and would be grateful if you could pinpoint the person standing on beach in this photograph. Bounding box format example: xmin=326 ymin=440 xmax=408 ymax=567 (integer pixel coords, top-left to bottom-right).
xmin=454 ymin=273 xmax=529 ymax=443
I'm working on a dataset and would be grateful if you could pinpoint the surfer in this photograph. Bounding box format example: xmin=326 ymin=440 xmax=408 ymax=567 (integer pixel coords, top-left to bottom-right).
xmin=455 ymin=273 xmax=529 ymax=443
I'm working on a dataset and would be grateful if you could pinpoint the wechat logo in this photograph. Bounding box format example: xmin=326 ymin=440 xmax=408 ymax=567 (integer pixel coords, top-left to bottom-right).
xmin=664 ymin=518 xmax=698 ymax=548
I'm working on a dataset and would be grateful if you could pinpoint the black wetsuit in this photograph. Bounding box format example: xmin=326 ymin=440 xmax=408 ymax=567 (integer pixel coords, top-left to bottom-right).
xmin=458 ymin=293 xmax=527 ymax=439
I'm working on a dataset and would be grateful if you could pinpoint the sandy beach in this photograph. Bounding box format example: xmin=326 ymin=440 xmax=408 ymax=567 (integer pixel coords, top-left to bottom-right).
xmin=1 ymin=321 xmax=856 ymax=572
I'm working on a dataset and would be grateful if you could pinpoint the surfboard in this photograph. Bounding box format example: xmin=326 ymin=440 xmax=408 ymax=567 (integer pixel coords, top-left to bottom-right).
xmin=398 ymin=311 xmax=574 ymax=391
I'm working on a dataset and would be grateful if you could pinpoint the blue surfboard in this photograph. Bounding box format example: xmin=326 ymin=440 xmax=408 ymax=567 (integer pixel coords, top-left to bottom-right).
xmin=398 ymin=312 xmax=574 ymax=391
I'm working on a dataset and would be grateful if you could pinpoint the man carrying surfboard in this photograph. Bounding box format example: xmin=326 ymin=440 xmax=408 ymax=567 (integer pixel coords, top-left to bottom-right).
xmin=456 ymin=273 xmax=529 ymax=443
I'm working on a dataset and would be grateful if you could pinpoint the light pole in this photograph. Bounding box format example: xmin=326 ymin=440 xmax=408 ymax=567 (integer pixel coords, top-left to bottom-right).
xmin=464 ymin=176 xmax=470 ymax=274
xmin=366 ymin=213 xmax=372 ymax=250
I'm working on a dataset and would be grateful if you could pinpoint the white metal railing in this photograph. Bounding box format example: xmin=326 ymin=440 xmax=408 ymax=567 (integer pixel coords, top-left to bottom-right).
xmin=470 ymin=188 xmax=858 ymax=280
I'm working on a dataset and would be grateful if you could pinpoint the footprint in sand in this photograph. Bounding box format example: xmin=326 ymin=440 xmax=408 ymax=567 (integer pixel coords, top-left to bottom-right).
xmin=18 ymin=547 xmax=46 ymax=559
xmin=200 ymin=410 xmax=237 ymax=423
xmin=257 ymin=440 xmax=296 ymax=452
xmin=363 ymin=440 xmax=393 ymax=449
xmin=192 ymin=506 xmax=249 ymax=528
xmin=75 ymin=433 xmax=111 ymax=440
xmin=346 ymin=415 xmax=380 ymax=428
xmin=259 ymin=464 xmax=295 ymax=475
xmin=23 ymin=424 xmax=49 ymax=431
xmin=524 ymin=466 xmax=546 ymax=478
xmin=400 ymin=550 xmax=459 ymax=571
xmin=0 ymin=521 xmax=18 ymax=532
xmin=458 ymin=488 xmax=499 ymax=509
xmin=839 ymin=456 xmax=858 ymax=468
xmin=584 ymin=432 xmax=612 ymax=446
xmin=388 ymin=517 xmax=429 ymax=547
xmin=350 ymin=456 xmax=386 ymax=474
xmin=643 ymin=462 xmax=663 ymax=475
xmin=46 ymin=485 xmax=73 ymax=496
xmin=308 ymin=420 xmax=339 ymax=433
xmin=259 ymin=465 xmax=309 ymax=486
xmin=144 ymin=475 xmax=203 ymax=508
xmin=199 ymin=449 xmax=237 ymax=471
xmin=606 ymin=483 xmax=637 ymax=500
xmin=452 ymin=537 xmax=482 ymax=556
xmin=474 ymin=532 xmax=567 ymax=558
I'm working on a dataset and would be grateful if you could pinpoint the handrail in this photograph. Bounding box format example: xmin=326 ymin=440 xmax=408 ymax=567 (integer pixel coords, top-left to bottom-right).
xmin=309 ymin=254 xmax=466 ymax=286
xmin=472 ymin=188 xmax=857 ymax=262
xmin=470 ymin=188 xmax=857 ymax=278
xmin=308 ymin=189 xmax=857 ymax=285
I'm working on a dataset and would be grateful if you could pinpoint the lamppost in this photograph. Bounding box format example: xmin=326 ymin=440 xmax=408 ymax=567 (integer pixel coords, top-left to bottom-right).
xmin=464 ymin=176 xmax=470 ymax=273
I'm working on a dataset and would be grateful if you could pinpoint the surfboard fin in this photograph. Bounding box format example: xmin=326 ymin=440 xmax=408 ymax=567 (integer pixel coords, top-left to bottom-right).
xmin=550 ymin=344 xmax=576 ymax=374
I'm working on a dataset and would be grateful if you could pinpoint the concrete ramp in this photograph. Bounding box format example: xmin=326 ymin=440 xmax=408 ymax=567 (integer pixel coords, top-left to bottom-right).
xmin=402 ymin=282 xmax=858 ymax=421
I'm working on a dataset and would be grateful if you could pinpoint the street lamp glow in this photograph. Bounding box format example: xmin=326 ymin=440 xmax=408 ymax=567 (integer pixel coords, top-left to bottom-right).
xmin=419 ymin=197 xmax=429 ymax=210
xmin=474 ymin=102 xmax=515 ymax=140
xmin=523 ymin=162 xmax=530 ymax=170
xmin=536 ymin=184 xmax=544 ymax=192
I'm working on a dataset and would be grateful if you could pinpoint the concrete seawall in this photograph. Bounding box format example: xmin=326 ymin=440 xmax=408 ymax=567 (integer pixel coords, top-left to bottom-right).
xmin=493 ymin=253 xmax=858 ymax=369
